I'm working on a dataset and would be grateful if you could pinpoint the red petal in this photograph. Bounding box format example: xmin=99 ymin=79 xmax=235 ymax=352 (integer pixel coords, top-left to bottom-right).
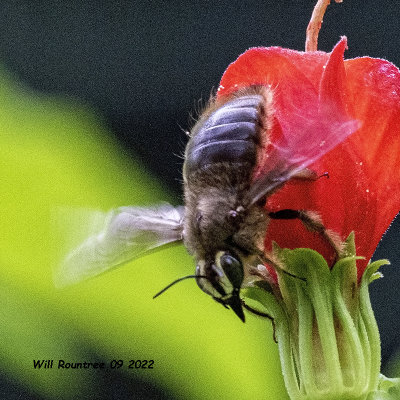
xmin=218 ymin=39 xmax=400 ymax=278
xmin=218 ymin=47 xmax=329 ymax=97
xmin=319 ymin=37 xmax=349 ymax=117
xmin=344 ymin=56 xmax=400 ymax=270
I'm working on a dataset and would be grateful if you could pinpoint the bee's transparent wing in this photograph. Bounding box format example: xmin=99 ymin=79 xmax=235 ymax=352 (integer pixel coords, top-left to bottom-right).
xmin=54 ymin=204 xmax=184 ymax=287
xmin=247 ymin=99 xmax=360 ymax=205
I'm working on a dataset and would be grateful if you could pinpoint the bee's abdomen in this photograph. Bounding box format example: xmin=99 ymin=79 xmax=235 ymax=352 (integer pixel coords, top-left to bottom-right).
xmin=184 ymin=94 xmax=264 ymax=176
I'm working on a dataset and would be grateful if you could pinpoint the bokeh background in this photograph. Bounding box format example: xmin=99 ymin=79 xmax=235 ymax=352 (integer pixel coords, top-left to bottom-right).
xmin=1 ymin=1 xmax=399 ymax=399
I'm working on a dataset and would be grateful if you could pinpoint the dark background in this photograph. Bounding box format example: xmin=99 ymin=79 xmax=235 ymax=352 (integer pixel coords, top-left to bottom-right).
xmin=0 ymin=0 xmax=399 ymax=396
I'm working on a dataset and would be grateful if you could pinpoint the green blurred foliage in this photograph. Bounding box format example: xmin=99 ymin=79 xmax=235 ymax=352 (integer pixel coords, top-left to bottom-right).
xmin=0 ymin=67 xmax=289 ymax=399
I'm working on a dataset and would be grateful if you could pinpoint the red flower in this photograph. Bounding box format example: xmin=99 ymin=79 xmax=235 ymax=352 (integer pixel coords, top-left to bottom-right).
xmin=218 ymin=38 xmax=400 ymax=279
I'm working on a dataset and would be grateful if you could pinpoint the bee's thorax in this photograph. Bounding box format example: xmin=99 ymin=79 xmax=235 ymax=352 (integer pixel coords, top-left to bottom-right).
xmin=183 ymin=163 xmax=268 ymax=259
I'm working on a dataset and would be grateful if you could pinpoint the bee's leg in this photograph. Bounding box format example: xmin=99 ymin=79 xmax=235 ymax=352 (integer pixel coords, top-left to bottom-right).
xmin=242 ymin=301 xmax=277 ymax=343
xmin=257 ymin=253 xmax=307 ymax=283
xmin=213 ymin=297 xmax=229 ymax=309
xmin=291 ymin=168 xmax=329 ymax=181
xmin=268 ymin=209 xmax=343 ymax=259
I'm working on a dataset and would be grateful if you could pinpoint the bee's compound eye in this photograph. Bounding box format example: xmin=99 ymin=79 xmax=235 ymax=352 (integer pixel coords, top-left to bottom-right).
xmin=217 ymin=252 xmax=244 ymax=289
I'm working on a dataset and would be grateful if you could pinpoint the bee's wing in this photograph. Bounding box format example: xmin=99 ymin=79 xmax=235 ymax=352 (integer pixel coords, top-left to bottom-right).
xmin=54 ymin=204 xmax=184 ymax=287
xmin=247 ymin=99 xmax=360 ymax=205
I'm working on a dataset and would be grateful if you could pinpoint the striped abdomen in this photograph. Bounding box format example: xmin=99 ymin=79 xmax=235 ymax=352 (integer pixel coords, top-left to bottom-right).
xmin=183 ymin=92 xmax=266 ymax=177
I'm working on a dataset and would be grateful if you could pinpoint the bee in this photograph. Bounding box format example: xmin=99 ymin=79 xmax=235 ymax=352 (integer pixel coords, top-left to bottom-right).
xmin=57 ymin=85 xmax=357 ymax=322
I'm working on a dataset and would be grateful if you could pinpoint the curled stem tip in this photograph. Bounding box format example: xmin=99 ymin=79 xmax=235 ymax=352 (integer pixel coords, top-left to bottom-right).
xmin=306 ymin=0 xmax=343 ymax=52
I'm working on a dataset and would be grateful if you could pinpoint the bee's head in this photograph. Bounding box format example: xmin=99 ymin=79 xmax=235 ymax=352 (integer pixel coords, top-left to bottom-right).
xmin=196 ymin=250 xmax=245 ymax=322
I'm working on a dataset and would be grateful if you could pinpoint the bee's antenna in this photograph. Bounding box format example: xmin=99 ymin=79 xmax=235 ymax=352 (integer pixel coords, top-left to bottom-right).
xmin=153 ymin=275 xmax=208 ymax=299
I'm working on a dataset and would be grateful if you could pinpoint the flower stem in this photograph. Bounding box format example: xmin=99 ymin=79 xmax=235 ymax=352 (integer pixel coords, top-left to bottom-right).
xmin=306 ymin=0 xmax=343 ymax=52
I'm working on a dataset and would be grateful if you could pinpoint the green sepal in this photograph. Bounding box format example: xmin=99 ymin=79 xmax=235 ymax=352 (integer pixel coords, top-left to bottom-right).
xmin=362 ymin=260 xmax=390 ymax=285
xmin=366 ymin=375 xmax=400 ymax=399
xmin=243 ymin=233 xmax=393 ymax=400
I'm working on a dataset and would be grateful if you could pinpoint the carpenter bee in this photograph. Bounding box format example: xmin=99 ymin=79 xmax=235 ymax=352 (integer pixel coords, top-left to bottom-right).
xmin=56 ymin=85 xmax=357 ymax=322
